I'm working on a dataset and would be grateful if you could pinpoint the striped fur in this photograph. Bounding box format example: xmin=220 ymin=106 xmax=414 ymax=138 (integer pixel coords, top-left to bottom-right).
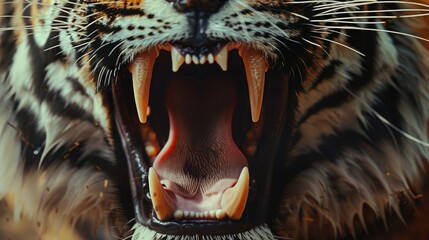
xmin=1 ymin=0 xmax=429 ymax=239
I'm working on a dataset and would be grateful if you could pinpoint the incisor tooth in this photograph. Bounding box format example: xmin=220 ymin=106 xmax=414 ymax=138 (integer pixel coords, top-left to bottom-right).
xmin=129 ymin=49 xmax=159 ymax=123
xmin=208 ymin=53 xmax=215 ymax=64
xmin=192 ymin=55 xmax=199 ymax=65
xmin=200 ymin=55 xmax=207 ymax=64
xmin=215 ymin=46 xmax=228 ymax=71
xmin=209 ymin=210 xmax=215 ymax=218
xmin=185 ymin=54 xmax=192 ymax=64
xmin=220 ymin=167 xmax=249 ymax=220
xmin=239 ymin=47 xmax=268 ymax=122
xmin=171 ymin=47 xmax=185 ymax=72
xmin=174 ymin=210 xmax=184 ymax=219
xmin=148 ymin=168 xmax=175 ymax=221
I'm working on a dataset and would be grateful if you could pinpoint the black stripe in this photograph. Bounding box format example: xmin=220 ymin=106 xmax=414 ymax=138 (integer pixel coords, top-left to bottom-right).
xmin=309 ymin=60 xmax=342 ymax=90
xmin=22 ymin=1 xmax=50 ymax=100
xmin=359 ymin=85 xmax=403 ymax=145
xmin=18 ymin=1 xmax=96 ymax=121
xmin=287 ymin=24 xmax=400 ymax=174
xmin=0 ymin=2 xmax=17 ymax=71
xmin=13 ymin=103 xmax=108 ymax=172
xmin=44 ymin=30 xmax=67 ymax=63
xmin=39 ymin=138 xmax=109 ymax=169
xmin=42 ymin=2 xmax=74 ymax=63
xmin=286 ymin=83 xmax=403 ymax=182
xmin=68 ymin=76 xmax=91 ymax=98
xmin=285 ymin=130 xmax=372 ymax=183
xmin=24 ymin=32 xmax=95 ymax=121
xmin=296 ymin=81 xmax=350 ymax=127
xmin=12 ymin=105 xmax=46 ymax=173
xmin=43 ymin=88 xmax=97 ymax=121
xmin=295 ymin=27 xmax=379 ymax=128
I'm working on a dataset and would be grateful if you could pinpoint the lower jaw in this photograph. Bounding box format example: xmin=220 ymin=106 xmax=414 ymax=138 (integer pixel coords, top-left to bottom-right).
xmin=111 ymin=52 xmax=294 ymax=235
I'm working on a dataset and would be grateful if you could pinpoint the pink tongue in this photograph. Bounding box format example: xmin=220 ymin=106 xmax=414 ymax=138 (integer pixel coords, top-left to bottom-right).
xmin=152 ymin=73 xmax=247 ymax=206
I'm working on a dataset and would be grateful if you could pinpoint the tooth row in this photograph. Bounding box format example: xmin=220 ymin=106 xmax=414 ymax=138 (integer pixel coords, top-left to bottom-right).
xmin=185 ymin=53 xmax=212 ymax=65
xmin=172 ymin=47 xmax=223 ymax=72
xmin=149 ymin=167 xmax=249 ymax=221
xmin=174 ymin=209 xmax=226 ymax=220
xmin=130 ymin=44 xmax=268 ymax=125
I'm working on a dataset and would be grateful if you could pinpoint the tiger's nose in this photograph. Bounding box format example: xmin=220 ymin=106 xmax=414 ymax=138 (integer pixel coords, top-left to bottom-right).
xmin=169 ymin=0 xmax=227 ymax=13
xmin=167 ymin=0 xmax=227 ymax=47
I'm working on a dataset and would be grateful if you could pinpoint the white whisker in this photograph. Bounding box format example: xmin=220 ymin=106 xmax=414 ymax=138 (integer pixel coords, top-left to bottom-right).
xmin=308 ymin=24 xmax=429 ymax=43
xmin=313 ymin=35 xmax=365 ymax=56
xmin=302 ymin=37 xmax=329 ymax=56
xmin=313 ymin=13 xmax=429 ymax=21
xmin=314 ymin=8 xmax=429 ymax=18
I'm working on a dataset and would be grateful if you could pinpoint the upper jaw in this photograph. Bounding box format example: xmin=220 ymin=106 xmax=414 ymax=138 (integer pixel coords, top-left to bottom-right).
xmin=129 ymin=42 xmax=269 ymax=124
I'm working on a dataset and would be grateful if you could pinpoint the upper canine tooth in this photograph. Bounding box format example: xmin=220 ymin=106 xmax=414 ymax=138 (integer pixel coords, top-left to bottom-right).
xmin=220 ymin=167 xmax=249 ymax=220
xmin=215 ymin=46 xmax=228 ymax=71
xmin=148 ymin=168 xmax=176 ymax=221
xmin=129 ymin=49 xmax=159 ymax=123
xmin=171 ymin=47 xmax=185 ymax=72
xmin=239 ymin=47 xmax=268 ymax=122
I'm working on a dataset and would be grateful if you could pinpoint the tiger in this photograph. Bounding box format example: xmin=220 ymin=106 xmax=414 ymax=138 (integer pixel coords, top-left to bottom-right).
xmin=1 ymin=0 xmax=429 ymax=239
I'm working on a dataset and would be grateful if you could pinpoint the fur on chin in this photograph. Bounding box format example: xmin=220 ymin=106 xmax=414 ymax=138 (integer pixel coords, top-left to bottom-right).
xmin=131 ymin=224 xmax=275 ymax=240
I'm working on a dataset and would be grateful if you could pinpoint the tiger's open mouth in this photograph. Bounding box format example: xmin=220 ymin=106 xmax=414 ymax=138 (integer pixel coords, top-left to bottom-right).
xmin=112 ymin=41 xmax=292 ymax=235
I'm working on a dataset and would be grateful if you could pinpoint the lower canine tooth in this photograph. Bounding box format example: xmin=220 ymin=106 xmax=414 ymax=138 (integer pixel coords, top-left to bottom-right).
xmin=239 ymin=47 xmax=268 ymax=122
xmin=148 ymin=168 xmax=175 ymax=221
xmin=129 ymin=49 xmax=159 ymax=123
xmin=220 ymin=167 xmax=249 ymax=220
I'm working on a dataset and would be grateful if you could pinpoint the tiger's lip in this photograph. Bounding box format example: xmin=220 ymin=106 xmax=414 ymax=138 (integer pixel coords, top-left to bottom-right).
xmin=128 ymin=43 xmax=269 ymax=124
